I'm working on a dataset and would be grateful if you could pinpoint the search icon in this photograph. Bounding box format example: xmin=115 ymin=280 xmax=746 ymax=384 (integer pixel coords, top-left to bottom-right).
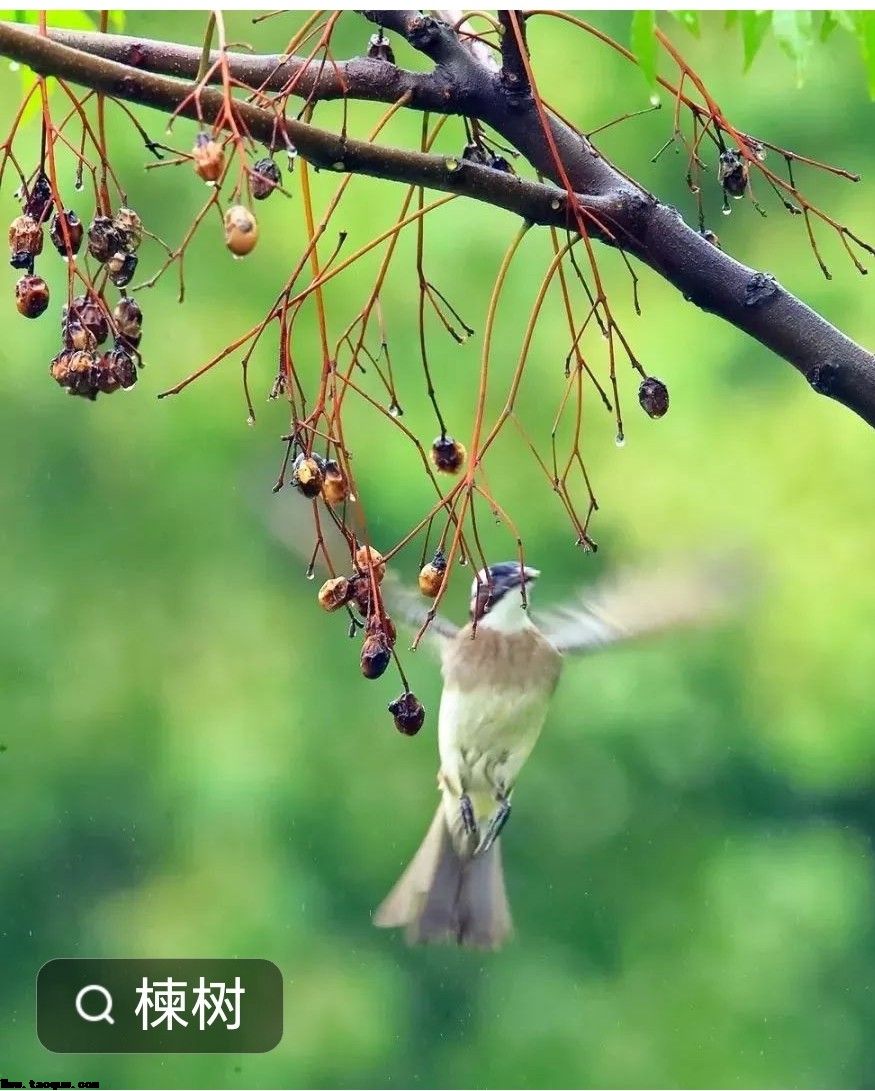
xmin=75 ymin=984 xmax=115 ymax=1025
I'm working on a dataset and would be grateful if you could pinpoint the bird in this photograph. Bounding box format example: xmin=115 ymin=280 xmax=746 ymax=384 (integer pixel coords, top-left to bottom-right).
xmin=374 ymin=557 xmax=734 ymax=949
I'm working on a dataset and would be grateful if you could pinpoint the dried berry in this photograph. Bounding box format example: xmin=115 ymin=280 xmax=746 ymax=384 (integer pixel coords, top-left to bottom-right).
xmin=638 ymin=376 xmax=669 ymax=419
xmin=718 ymin=149 xmax=748 ymax=199
xmin=318 ymin=576 xmax=351 ymax=612
xmin=15 ymin=274 xmax=49 ymax=319
xmin=9 ymin=214 xmax=43 ymax=269
xmin=23 ymin=173 xmax=53 ymax=221
xmin=87 ymin=215 xmax=124 ymax=263
xmin=250 ymin=157 xmax=281 ymax=201
xmin=367 ymin=30 xmax=395 ymax=63
xmin=291 ymin=452 xmax=324 ymax=498
xmin=93 ymin=353 xmax=120 ymax=395
xmin=112 ymin=297 xmax=143 ymax=346
xmin=360 ymin=632 xmax=391 ymax=680
xmin=106 ymin=250 xmax=138 ymax=288
xmin=388 ymin=691 xmax=426 ymax=736
xmin=347 ymin=574 xmax=373 ymax=617
xmin=50 ymin=210 xmax=84 ymax=257
xmin=107 ymin=344 xmax=138 ymax=389
xmin=193 ymin=133 xmax=225 ymax=183
xmin=320 ymin=459 xmax=350 ymax=506
xmin=355 ymin=545 xmax=386 ymax=583
xmin=50 ymin=349 xmax=74 ymax=389
xmin=701 ymin=228 xmax=720 ymax=248
xmin=63 ymin=296 xmax=109 ymax=347
xmin=418 ymin=551 xmax=447 ymax=598
xmin=223 ymin=204 xmax=259 ymax=257
xmin=430 ymin=435 xmax=466 ymax=474
xmin=66 ymin=349 xmax=100 ymax=400
xmin=113 ymin=207 xmax=143 ymax=252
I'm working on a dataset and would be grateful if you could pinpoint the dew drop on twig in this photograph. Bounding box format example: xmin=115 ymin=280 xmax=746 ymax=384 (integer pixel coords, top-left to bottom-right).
xmin=615 ymin=433 xmax=626 ymax=448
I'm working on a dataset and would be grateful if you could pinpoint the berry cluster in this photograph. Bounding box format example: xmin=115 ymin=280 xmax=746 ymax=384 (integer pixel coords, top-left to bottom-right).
xmin=9 ymin=172 xmax=146 ymax=401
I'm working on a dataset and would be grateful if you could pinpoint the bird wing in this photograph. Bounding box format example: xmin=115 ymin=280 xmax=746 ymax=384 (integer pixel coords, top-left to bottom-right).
xmin=381 ymin=570 xmax=460 ymax=645
xmin=536 ymin=553 xmax=746 ymax=655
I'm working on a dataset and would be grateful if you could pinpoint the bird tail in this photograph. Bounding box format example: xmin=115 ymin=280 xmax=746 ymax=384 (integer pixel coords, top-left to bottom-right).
xmin=373 ymin=804 xmax=512 ymax=949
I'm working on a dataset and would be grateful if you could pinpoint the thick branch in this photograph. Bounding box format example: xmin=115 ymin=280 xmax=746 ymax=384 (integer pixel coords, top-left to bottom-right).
xmin=1 ymin=19 xmax=874 ymax=428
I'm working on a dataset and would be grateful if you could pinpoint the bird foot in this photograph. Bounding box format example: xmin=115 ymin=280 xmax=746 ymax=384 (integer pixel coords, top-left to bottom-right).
xmin=475 ymin=796 xmax=511 ymax=856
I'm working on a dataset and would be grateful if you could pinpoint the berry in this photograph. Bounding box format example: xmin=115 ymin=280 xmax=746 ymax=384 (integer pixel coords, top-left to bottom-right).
xmin=291 ymin=453 xmax=324 ymax=498
xmin=430 ymin=434 xmax=466 ymax=474
xmin=15 ymin=274 xmax=49 ymax=319
xmin=388 ymin=691 xmax=425 ymax=736
xmin=50 ymin=210 xmax=84 ymax=257
xmin=107 ymin=345 xmax=138 ymax=389
xmin=320 ymin=459 xmax=350 ymax=505
xmin=718 ymin=149 xmax=748 ymax=199
xmin=418 ymin=551 xmax=447 ymax=598
xmin=106 ymin=250 xmax=138 ymax=288
xmin=355 ymin=545 xmax=386 ymax=583
xmin=360 ymin=632 xmax=391 ymax=679
xmin=9 ymin=213 xmax=43 ymax=269
xmin=223 ymin=204 xmax=259 ymax=256
xmin=367 ymin=31 xmax=395 ymax=64
xmin=193 ymin=134 xmax=225 ymax=183
xmin=86 ymin=216 xmax=124 ymax=263
xmin=113 ymin=207 xmax=143 ymax=252
xmin=250 ymin=158 xmax=281 ymax=201
xmin=23 ymin=173 xmax=53 ymax=221
xmin=638 ymin=376 xmax=669 ymax=419
xmin=317 ymin=576 xmax=351 ymax=612
xmin=112 ymin=297 xmax=143 ymax=345
xmin=63 ymin=296 xmax=109 ymax=347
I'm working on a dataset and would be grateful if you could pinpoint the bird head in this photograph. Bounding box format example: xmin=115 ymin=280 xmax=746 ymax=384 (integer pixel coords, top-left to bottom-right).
xmin=470 ymin=562 xmax=540 ymax=629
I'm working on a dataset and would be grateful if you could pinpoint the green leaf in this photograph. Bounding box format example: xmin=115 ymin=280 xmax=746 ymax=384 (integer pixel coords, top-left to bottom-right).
xmin=670 ymin=11 xmax=700 ymax=37
xmin=630 ymin=10 xmax=658 ymax=86
xmin=741 ymin=10 xmax=773 ymax=71
xmin=772 ymin=10 xmax=815 ymax=86
xmin=850 ymin=11 xmax=875 ymax=98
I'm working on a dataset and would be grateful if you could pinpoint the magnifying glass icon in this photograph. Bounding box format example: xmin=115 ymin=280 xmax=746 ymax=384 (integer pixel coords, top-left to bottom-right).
xmin=75 ymin=984 xmax=115 ymax=1025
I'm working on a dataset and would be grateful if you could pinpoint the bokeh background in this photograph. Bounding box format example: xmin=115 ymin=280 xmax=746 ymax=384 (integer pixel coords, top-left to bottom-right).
xmin=1 ymin=10 xmax=874 ymax=1089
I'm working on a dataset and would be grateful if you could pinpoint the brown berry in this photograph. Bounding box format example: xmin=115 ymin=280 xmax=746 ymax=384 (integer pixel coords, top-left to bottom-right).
xmin=107 ymin=345 xmax=138 ymax=389
xmin=15 ymin=274 xmax=49 ymax=319
xmin=418 ymin=551 xmax=447 ymax=598
xmin=112 ymin=297 xmax=143 ymax=344
xmin=193 ymin=134 xmax=225 ymax=183
xmin=355 ymin=545 xmax=386 ymax=583
xmin=50 ymin=210 xmax=83 ymax=257
xmin=63 ymin=296 xmax=109 ymax=347
xmin=638 ymin=376 xmax=669 ymax=419
xmin=87 ymin=216 xmax=124 ymax=263
xmin=718 ymin=149 xmax=748 ymax=199
xmin=113 ymin=207 xmax=143 ymax=252
xmin=106 ymin=250 xmax=138 ymax=288
xmin=347 ymin=574 xmax=373 ymax=617
xmin=430 ymin=435 xmax=466 ymax=474
xmin=9 ymin=213 xmax=43 ymax=269
xmin=291 ymin=452 xmax=324 ymax=498
xmin=224 ymin=204 xmax=259 ymax=257
xmin=66 ymin=349 xmax=100 ymax=399
xmin=317 ymin=576 xmax=351 ymax=612
xmin=320 ymin=459 xmax=350 ymax=506
xmin=50 ymin=350 xmax=74 ymax=388
xmin=367 ymin=31 xmax=395 ymax=64
xmin=23 ymin=173 xmax=53 ymax=221
xmin=93 ymin=353 xmax=120 ymax=395
xmin=250 ymin=157 xmax=281 ymax=201
xmin=367 ymin=613 xmax=396 ymax=648
xmin=360 ymin=632 xmax=391 ymax=680
xmin=388 ymin=691 xmax=425 ymax=736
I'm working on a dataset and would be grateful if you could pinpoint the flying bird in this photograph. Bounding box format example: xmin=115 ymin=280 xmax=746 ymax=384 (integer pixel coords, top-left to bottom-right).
xmin=374 ymin=557 xmax=733 ymax=949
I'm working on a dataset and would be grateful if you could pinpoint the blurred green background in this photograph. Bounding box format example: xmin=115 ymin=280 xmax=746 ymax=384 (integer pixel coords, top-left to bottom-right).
xmin=1 ymin=10 xmax=874 ymax=1089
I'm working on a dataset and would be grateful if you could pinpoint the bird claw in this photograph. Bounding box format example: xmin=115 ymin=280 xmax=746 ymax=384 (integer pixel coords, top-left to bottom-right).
xmin=459 ymin=793 xmax=478 ymax=839
xmin=475 ymin=796 xmax=511 ymax=856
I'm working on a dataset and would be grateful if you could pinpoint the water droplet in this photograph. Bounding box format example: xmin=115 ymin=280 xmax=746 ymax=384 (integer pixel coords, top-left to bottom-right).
xmin=305 ymin=565 xmax=315 ymax=581
xmin=459 ymin=555 xmax=468 ymax=567
xmin=10 ymin=61 xmax=21 ymax=73
xmin=445 ymin=157 xmax=460 ymax=172
xmin=74 ymin=179 xmax=83 ymax=192
xmin=389 ymin=402 xmax=402 ymax=418
xmin=246 ymin=414 xmax=255 ymax=427
xmin=615 ymin=433 xmax=626 ymax=447
xmin=649 ymin=94 xmax=660 ymax=107
xmin=721 ymin=204 xmax=732 ymax=216
xmin=348 ymin=493 xmax=357 ymax=503
xmin=332 ymin=161 xmax=345 ymax=171
xmin=550 ymin=198 xmax=561 ymax=210
xmin=732 ymin=193 xmax=744 ymax=201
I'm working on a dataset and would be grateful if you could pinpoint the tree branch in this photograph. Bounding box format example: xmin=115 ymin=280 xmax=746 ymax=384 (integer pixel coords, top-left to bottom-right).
xmin=1 ymin=17 xmax=874 ymax=428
